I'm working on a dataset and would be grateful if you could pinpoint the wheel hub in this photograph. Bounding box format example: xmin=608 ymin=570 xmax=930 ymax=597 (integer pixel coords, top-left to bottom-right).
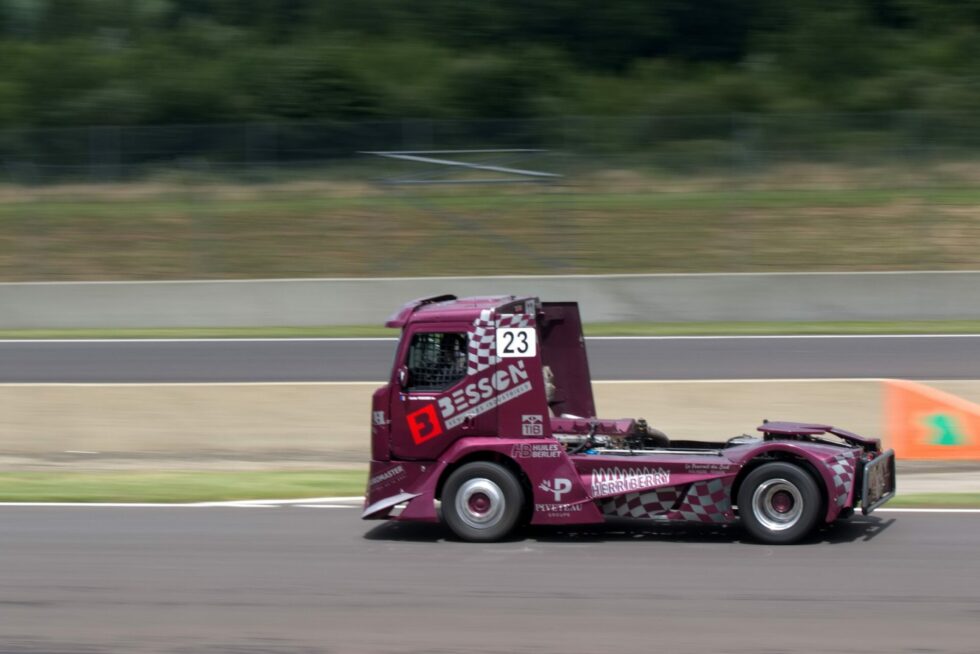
xmin=468 ymin=492 xmax=491 ymax=514
xmin=770 ymin=490 xmax=795 ymax=513
xmin=751 ymin=479 xmax=804 ymax=531
xmin=456 ymin=478 xmax=505 ymax=530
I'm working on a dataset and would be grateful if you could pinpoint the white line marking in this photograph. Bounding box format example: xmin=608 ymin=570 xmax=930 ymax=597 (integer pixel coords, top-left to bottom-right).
xmin=2 ymin=334 xmax=979 ymax=344
xmin=586 ymin=334 xmax=980 ymax=341
xmin=0 ymin=496 xmax=364 ymax=508
xmin=0 ymin=377 xmax=963 ymax=388
xmin=202 ymin=496 xmax=363 ymax=506
xmin=594 ymin=378 xmax=886 ymax=384
xmin=876 ymin=508 xmax=980 ymax=514
xmin=199 ymin=504 xmax=278 ymax=508
xmin=295 ymin=504 xmax=359 ymax=508
xmin=0 ymin=338 xmax=397 ymax=344
xmin=0 ymin=381 xmax=384 ymax=387
xmin=0 ymin=500 xmax=977 ymax=513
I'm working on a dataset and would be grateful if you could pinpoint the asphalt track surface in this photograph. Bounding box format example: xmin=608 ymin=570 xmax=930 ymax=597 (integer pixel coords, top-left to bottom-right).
xmin=3 ymin=335 xmax=980 ymax=382
xmin=0 ymin=506 xmax=977 ymax=653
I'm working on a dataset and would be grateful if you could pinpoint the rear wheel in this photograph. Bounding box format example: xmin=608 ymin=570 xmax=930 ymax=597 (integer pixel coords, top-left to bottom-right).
xmin=442 ymin=462 xmax=524 ymax=542
xmin=738 ymin=462 xmax=822 ymax=544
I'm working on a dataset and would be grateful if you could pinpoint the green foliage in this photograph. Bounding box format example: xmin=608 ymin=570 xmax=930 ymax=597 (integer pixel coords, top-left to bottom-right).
xmin=0 ymin=0 xmax=979 ymax=126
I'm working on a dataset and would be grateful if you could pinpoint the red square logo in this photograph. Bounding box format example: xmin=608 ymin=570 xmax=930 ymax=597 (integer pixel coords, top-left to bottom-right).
xmin=407 ymin=404 xmax=444 ymax=445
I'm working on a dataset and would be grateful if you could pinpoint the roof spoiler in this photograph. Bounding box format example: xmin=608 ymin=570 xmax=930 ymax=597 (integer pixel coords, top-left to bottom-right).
xmin=385 ymin=294 xmax=457 ymax=328
xmin=757 ymin=421 xmax=881 ymax=452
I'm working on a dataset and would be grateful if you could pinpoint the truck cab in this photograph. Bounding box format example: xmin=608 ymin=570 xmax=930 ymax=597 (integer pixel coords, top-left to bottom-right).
xmin=363 ymin=295 xmax=894 ymax=544
xmin=371 ymin=295 xmax=593 ymax=461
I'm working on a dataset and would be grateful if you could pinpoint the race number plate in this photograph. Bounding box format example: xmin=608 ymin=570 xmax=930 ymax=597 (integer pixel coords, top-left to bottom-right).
xmin=497 ymin=327 xmax=536 ymax=358
xmin=861 ymin=449 xmax=896 ymax=515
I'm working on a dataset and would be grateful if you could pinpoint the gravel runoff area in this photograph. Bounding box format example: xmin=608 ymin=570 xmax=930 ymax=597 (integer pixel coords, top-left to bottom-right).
xmin=897 ymin=462 xmax=980 ymax=494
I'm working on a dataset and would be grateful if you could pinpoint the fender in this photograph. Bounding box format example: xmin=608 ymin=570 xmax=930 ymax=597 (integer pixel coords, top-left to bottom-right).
xmin=367 ymin=437 xmax=604 ymax=525
xmin=732 ymin=441 xmax=857 ymax=523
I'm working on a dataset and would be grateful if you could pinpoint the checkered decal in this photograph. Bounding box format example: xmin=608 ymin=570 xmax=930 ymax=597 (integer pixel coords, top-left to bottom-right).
xmin=827 ymin=451 xmax=858 ymax=508
xmin=599 ymin=488 xmax=681 ymax=519
xmin=673 ymin=478 xmax=735 ymax=524
xmin=467 ymin=309 xmax=532 ymax=375
xmin=599 ymin=479 xmax=736 ymax=524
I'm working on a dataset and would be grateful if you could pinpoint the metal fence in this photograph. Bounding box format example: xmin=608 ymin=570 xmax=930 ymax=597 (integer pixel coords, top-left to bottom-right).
xmin=3 ymin=112 xmax=980 ymax=184
xmin=1 ymin=113 xmax=979 ymax=281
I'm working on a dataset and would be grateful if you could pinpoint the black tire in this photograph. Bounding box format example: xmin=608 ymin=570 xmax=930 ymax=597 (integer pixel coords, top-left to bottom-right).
xmin=442 ymin=462 xmax=525 ymax=542
xmin=737 ymin=462 xmax=823 ymax=544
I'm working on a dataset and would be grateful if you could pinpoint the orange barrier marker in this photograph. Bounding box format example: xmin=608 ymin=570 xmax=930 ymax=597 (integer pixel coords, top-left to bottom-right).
xmin=884 ymin=379 xmax=980 ymax=460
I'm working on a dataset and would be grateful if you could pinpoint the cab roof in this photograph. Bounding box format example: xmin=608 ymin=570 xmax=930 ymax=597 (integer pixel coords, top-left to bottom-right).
xmin=385 ymin=294 xmax=532 ymax=328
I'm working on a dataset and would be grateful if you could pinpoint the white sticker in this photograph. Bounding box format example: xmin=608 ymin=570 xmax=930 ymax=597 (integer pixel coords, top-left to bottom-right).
xmin=521 ymin=414 xmax=544 ymax=436
xmin=496 ymin=327 xmax=536 ymax=358
xmin=538 ymin=478 xmax=572 ymax=502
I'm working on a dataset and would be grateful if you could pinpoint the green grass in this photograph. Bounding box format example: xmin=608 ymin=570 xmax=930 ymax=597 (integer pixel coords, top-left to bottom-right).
xmin=0 ymin=470 xmax=367 ymax=503
xmin=2 ymin=320 xmax=980 ymax=340
xmin=888 ymin=493 xmax=980 ymax=508
xmin=2 ymin=175 xmax=979 ymax=280
xmin=0 ymin=470 xmax=975 ymax=506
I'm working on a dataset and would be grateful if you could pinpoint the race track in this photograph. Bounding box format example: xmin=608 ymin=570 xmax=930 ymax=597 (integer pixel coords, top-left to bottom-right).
xmin=1 ymin=506 xmax=977 ymax=653
xmin=3 ymin=334 xmax=980 ymax=382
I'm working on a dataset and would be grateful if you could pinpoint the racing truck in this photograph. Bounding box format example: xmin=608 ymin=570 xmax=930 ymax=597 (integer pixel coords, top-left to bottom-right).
xmin=362 ymin=295 xmax=895 ymax=544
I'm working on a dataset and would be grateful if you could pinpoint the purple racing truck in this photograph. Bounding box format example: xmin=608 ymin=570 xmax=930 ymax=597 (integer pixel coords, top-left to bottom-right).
xmin=363 ymin=295 xmax=895 ymax=544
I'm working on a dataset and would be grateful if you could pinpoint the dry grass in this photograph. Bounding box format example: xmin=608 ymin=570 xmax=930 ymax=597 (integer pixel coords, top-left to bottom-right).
xmin=1 ymin=165 xmax=978 ymax=280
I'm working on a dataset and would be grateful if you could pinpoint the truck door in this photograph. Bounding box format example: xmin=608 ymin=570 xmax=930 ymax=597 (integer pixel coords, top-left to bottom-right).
xmin=388 ymin=325 xmax=496 ymax=460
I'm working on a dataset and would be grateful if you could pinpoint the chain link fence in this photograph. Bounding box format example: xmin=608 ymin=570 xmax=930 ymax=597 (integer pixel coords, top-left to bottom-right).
xmin=2 ymin=113 xmax=980 ymax=184
xmin=1 ymin=113 xmax=979 ymax=280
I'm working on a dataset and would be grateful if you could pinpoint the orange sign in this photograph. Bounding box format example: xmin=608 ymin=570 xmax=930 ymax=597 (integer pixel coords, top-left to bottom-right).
xmin=884 ymin=380 xmax=980 ymax=460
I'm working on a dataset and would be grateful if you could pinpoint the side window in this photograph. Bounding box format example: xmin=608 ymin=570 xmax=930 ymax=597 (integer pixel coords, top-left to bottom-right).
xmin=404 ymin=331 xmax=468 ymax=392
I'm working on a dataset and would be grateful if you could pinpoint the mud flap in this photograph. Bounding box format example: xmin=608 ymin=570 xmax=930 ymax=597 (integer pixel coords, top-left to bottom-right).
xmin=362 ymin=492 xmax=422 ymax=519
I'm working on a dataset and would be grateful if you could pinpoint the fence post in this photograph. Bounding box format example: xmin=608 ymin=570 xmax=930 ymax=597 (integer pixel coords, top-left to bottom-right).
xmin=88 ymin=125 xmax=121 ymax=182
xmin=401 ymin=118 xmax=434 ymax=151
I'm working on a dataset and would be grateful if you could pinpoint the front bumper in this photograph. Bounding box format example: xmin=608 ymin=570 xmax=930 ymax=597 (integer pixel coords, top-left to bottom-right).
xmin=861 ymin=449 xmax=896 ymax=515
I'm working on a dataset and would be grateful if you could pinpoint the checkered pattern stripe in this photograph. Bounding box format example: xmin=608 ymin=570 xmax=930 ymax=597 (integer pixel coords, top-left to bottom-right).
xmin=467 ymin=310 xmax=532 ymax=374
xmin=827 ymin=452 xmax=858 ymax=508
xmin=599 ymin=488 xmax=681 ymax=518
xmin=671 ymin=478 xmax=735 ymax=524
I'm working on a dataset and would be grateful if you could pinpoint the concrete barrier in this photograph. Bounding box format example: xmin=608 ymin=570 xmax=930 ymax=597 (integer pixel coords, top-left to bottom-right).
xmin=4 ymin=271 xmax=980 ymax=328
xmin=0 ymin=380 xmax=889 ymax=462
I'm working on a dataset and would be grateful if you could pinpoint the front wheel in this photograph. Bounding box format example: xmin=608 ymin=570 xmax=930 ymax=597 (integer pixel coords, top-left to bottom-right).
xmin=737 ymin=462 xmax=823 ymax=544
xmin=442 ymin=462 xmax=525 ymax=542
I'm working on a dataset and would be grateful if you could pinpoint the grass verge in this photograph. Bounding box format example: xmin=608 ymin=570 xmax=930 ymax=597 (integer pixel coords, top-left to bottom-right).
xmin=0 ymin=470 xmax=977 ymax=507
xmin=0 ymin=470 xmax=367 ymax=503
xmin=2 ymin=320 xmax=980 ymax=340
xmin=3 ymin=180 xmax=980 ymax=279
xmin=887 ymin=493 xmax=980 ymax=508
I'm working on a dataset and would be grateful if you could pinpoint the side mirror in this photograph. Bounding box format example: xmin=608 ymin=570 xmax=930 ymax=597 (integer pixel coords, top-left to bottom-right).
xmin=397 ymin=366 xmax=410 ymax=388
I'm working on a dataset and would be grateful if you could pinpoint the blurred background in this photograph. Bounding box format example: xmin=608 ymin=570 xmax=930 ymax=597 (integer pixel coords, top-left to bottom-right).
xmin=2 ymin=4 xmax=980 ymax=652
xmin=1 ymin=0 xmax=979 ymax=280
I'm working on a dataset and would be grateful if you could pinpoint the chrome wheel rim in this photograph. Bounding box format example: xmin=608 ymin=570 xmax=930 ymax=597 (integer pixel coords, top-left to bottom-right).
xmin=751 ymin=479 xmax=803 ymax=531
xmin=455 ymin=478 xmax=505 ymax=530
